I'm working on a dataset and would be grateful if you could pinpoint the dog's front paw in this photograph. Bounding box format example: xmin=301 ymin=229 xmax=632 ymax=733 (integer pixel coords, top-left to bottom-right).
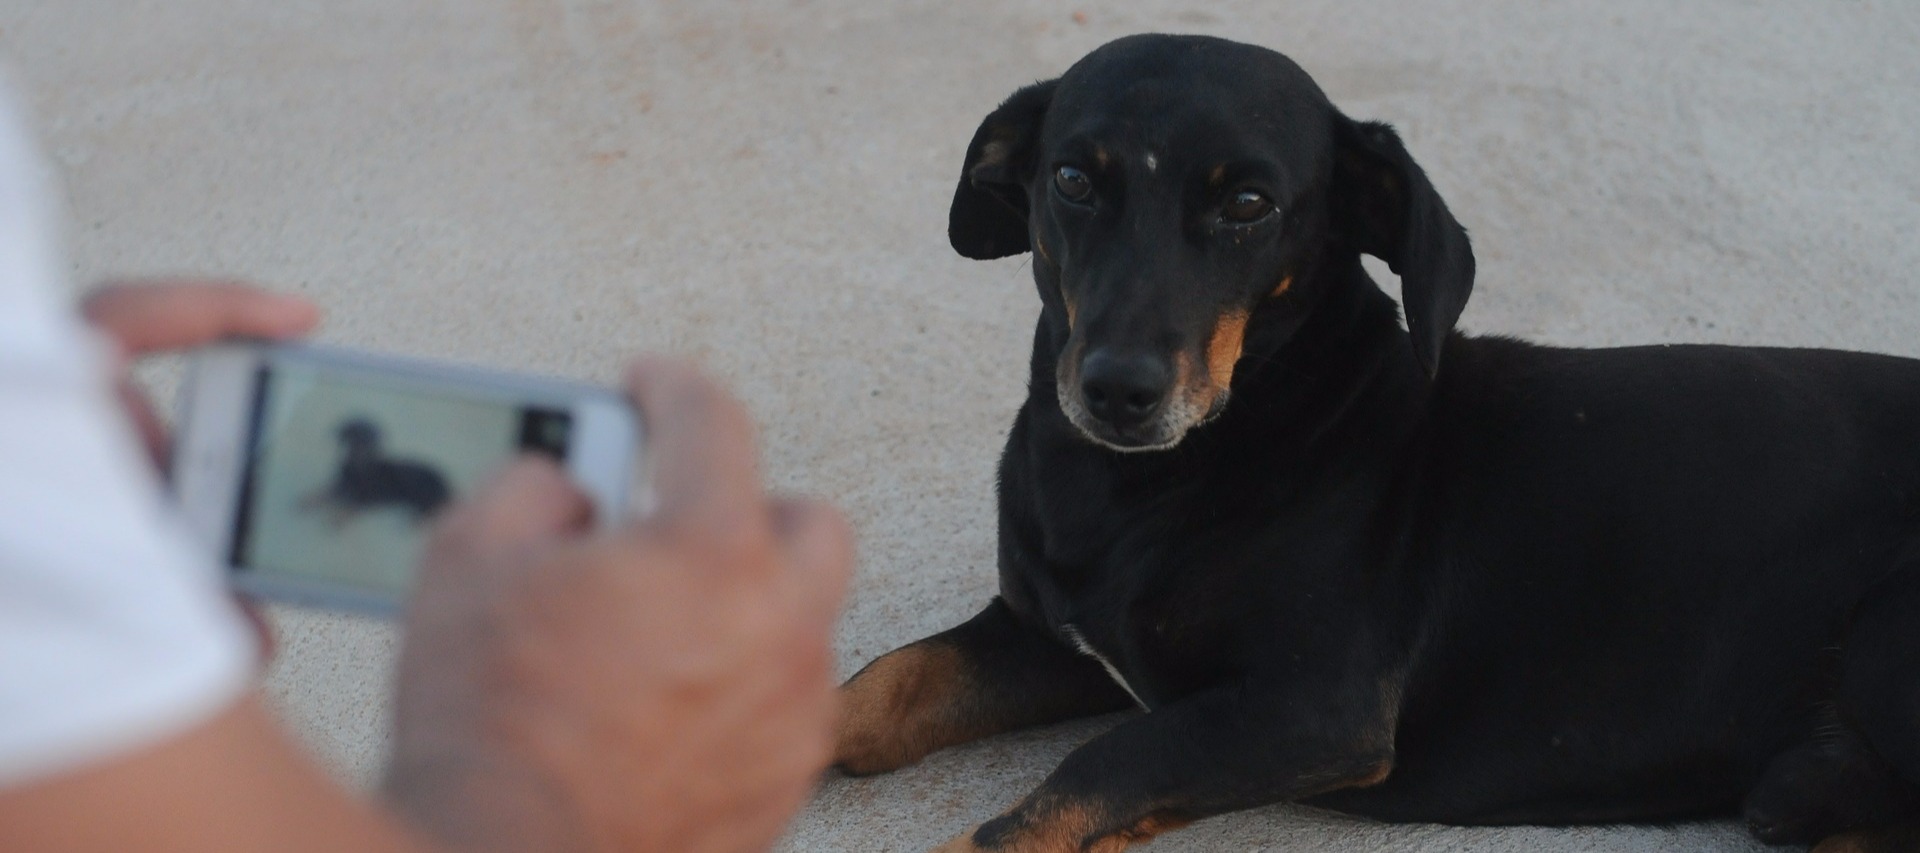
xmin=1812 ymin=827 xmax=1920 ymax=853
xmin=926 ymin=828 xmax=1139 ymax=853
xmin=927 ymin=805 xmax=1180 ymax=853
xmin=929 ymin=831 xmax=985 ymax=853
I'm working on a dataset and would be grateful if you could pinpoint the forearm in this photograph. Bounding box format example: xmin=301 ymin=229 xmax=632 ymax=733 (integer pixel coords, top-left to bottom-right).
xmin=0 ymin=694 xmax=436 ymax=853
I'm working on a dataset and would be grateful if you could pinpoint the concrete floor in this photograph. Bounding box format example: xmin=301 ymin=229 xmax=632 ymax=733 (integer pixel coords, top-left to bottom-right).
xmin=7 ymin=1 xmax=1919 ymax=850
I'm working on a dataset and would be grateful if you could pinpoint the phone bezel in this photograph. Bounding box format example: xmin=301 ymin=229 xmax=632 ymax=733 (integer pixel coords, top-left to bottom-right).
xmin=172 ymin=341 xmax=640 ymax=617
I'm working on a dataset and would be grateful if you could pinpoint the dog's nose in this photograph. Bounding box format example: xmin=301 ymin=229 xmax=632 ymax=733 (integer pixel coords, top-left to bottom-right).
xmin=1080 ymin=349 xmax=1171 ymax=429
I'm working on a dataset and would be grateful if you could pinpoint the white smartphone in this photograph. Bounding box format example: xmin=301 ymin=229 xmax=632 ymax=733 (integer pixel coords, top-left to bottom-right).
xmin=172 ymin=341 xmax=641 ymax=617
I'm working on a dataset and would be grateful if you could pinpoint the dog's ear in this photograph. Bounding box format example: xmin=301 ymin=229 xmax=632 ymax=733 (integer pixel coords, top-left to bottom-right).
xmin=949 ymin=80 xmax=1058 ymax=260
xmin=1331 ymin=117 xmax=1475 ymax=377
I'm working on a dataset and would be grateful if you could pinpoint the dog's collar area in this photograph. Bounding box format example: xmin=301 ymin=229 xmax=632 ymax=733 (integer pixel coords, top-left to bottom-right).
xmin=1061 ymin=623 xmax=1149 ymax=710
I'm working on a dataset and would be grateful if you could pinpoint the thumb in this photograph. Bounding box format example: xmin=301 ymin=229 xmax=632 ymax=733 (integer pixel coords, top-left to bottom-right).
xmin=427 ymin=457 xmax=594 ymax=563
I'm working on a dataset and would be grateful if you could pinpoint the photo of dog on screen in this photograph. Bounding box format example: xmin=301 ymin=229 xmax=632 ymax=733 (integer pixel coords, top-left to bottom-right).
xmin=241 ymin=366 xmax=542 ymax=596
xmin=299 ymin=417 xmax=452 ymax=531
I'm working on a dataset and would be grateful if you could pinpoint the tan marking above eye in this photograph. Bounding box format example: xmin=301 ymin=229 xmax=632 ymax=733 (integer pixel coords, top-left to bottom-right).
xmin=1095 ymin=147 xmax=1110 ymax=168
xmin=1206 ymin=310 xmax=1252 ymax=391
xmin=1270 ymin=275 xmax=1294 ymax=299
xmin=1208 ymin=164 xmax=1227 ymax=187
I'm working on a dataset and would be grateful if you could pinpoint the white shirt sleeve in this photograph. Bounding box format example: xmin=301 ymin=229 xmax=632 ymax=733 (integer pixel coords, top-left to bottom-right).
xmin=0 ymin=77 xmax=254 ymax=787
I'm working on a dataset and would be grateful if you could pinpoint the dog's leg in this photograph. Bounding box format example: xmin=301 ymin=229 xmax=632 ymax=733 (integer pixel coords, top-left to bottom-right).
xmin=932 ymin=678 xmax=1398 ymax=853
xmin=835 ymin=597 xmax=1134 ymax=776
xmin=1743 ymin=715 xmax=1919 ymax=844
xmin=1801 ymin=562 xmax=1920 ymax=851
xmin=1811 ymin=826 xmax=1920 ymax=853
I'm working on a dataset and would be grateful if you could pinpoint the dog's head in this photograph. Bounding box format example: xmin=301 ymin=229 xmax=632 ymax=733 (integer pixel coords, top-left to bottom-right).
xmin=950 ymin=34 xmax=1473 ymax=451
xmin=337 ymin=418 xmax=382 ymax=453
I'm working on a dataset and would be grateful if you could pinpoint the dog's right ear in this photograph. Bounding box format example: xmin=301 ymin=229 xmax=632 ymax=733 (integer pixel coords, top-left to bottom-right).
xmin=949 ymin=80 xmax=1058 ymax=260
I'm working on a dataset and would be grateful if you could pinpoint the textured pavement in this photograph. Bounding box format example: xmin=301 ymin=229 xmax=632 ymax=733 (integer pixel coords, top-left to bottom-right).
xmin=6 ymin=2 xmax=1918 ymax=850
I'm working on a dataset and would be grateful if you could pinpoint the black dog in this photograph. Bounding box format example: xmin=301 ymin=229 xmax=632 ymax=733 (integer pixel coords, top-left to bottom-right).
xmin=301 ymin=418 xmax=451 ymax=528
xmin=834 ymin=34 xmax=1920 ymax=853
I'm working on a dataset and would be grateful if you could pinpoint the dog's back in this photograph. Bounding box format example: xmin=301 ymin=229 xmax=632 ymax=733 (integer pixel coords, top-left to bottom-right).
xmin=1319 ymin=338 xmax=1920 ymax=823
xmin=328 ymin=456 xmax=451 ymax=519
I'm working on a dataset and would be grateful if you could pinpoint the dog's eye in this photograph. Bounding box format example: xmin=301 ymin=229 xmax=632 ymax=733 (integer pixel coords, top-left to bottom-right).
xmin=1054 ymin=166 xmax=1093 ymax=203
xmin=1221 ymin=190 xmax=1274 ymax=224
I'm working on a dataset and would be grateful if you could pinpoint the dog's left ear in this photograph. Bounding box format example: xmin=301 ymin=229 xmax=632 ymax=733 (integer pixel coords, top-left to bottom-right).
xmin=1331 ymin=116 xmax=1475 ymax=377
xmin=949 ymin=79 xmax=1058 ymax=260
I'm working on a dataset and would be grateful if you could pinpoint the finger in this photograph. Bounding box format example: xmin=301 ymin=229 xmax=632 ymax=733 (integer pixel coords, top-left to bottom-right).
xmin=624 ymin=358 xmax=769 ymax=550
xmin=429 ymin=457 xmax=593 ymax=559
xmin=769 ymin=498 xmax=854 ymax=627
xmin=233 ymin=594 xmax=276 ymax=665
xmin=82 ymin=281 xmax=320 ymax=357
xmin=117 ymin=379 xmax=173 ymax=471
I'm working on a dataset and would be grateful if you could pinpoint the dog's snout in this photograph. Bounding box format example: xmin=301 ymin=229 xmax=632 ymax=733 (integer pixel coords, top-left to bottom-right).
xmin=1080 ymin=350 xmax=1172 ymax=429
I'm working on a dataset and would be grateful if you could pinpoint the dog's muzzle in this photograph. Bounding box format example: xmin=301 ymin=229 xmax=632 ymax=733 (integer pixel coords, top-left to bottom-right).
xmin=1059 ymin=348 xmax=1222 ymax=452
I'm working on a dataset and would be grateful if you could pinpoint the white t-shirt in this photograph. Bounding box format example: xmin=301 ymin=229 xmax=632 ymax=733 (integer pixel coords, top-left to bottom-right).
xmin=0 ymin=79 xmax=253 ymax=787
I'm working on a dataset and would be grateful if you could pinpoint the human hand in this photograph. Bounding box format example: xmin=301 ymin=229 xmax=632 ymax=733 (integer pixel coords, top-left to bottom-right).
xmin=80 ymin=280 xmax=320 ymax=660
xmin=386 ymin=359 xmax=854 ymax=853
xmin=80 ymin=280 xmax=320 ymax=469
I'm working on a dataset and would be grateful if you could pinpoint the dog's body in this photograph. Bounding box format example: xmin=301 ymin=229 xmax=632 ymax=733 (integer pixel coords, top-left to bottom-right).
xmin=834 ymin=34 xmax=1920 ymax=853
xmin=302 ymin=418 xmax=450 ymax=528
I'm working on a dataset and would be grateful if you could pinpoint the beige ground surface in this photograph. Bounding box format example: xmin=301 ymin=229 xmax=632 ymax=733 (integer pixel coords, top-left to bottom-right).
xmin=7 ymin=2 xmax=1919 ymax=850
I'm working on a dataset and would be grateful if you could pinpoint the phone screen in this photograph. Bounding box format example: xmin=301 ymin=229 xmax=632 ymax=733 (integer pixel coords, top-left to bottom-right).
xmin=230 ymin=360 xmax=574 ymax=597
